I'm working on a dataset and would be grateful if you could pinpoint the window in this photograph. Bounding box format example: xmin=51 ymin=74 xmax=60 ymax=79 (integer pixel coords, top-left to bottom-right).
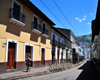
xmin=43 ymin=23 xmax=46 ymax=33
xmin=33 ymin=14 xmax=39 ymax=30
xmin=62 ymin=40 xmax=63 ymax=44
xmin=53 ymin=34 xmax=55 ymax=40
xmin=33 ymin=14 xmax=39 ymax=24
xmin=34 ymin=17 xmax=38 ymax=24
xmin=42 ymin=21 xmax=47 ymax=34
xmin=12 ymin=0 xmax=22 ymax=11
xmin=10 ymin=0 xmax=25 ymax=23
xmin=58 ymin=38 xmax=60 ymax=42
xmin=13 ymin=2 xmax=20 ymax=20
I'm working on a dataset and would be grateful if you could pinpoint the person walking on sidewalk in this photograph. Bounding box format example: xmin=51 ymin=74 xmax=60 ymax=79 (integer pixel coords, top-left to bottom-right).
xmin=26 ymin=56 xmax=31 ymax=72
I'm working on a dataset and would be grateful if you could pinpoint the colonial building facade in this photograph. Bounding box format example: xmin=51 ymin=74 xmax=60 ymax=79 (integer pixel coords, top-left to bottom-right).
xmin=0 ymin=0 xmax=55 ymax=73
xmin=51 ymin=27 xmax=72 ymax=64
xmin=57 ymin=28 xmax=76 ymax=49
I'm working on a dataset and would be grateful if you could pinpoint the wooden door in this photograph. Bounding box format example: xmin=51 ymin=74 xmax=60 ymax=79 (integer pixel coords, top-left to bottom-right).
xmin=11 ymin=49 xmax=15 ymax=68
xmin=41 ymin=52 xmax=44 ymax=65
xmin=7 ymin=43 xmax=15 ymax=69
xmin=25 ymin=46 xmax=32 ymax=67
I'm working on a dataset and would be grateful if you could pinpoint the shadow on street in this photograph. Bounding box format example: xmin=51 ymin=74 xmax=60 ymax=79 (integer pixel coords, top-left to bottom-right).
xmin=76 ymin=60 xmax=100 ymax=80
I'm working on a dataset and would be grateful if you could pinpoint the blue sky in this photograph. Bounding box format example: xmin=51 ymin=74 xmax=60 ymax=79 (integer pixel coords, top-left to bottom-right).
xmin=30 ymin=0 xmax=98 ymax=36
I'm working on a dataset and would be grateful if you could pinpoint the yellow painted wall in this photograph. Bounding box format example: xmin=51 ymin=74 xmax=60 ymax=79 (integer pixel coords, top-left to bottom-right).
xmin=18 ymin=42 xmax=24 ymax=61
xmin=0 ymin=38 xmax=6 ymax=62
xmin=0 ymin=0 xmax=52 ymax=62
xmin=34 ymin=46 xmax=41 ymax=61
xmin=45 ymin=48 xmax=51 ymax=60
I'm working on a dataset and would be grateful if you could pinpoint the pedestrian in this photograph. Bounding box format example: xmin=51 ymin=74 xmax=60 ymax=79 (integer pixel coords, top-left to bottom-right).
xmin=26 ymin=56 xmax=31 ymax=72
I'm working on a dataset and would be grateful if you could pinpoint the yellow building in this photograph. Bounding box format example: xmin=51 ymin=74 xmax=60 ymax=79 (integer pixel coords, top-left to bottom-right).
xmin=0 ymin=0 xmax=55 ymax=73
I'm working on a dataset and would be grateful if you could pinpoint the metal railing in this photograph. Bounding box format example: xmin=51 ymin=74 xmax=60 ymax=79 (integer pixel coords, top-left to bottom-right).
xmin=9 ymin=8 xmax=25 ymax=23
xmin=32 ymin=22 xmax=42 ymax=32
xmin=58 ymin=42 xmax=62 ymax=47
xmin=52 ymin=40 xmax=58 ymax=45
xmin=42 ymin=28 xmax=49 ymax=35
xmin=62 ymin=44 xmax=66 ymax=48
xmin=49 ymin=62 xmax=72 ymax=72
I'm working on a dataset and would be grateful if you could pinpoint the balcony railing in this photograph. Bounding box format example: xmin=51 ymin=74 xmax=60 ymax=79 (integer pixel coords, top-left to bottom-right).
xmin=58 ymin=42 xmax=62 ymax=47
xmin=62 ymin=44 xmax=66 ymax=48
xmin=42 ymin=28 xmax=49 ymax=38
xmin=52 ymin=40 xmax=58 ymax=46
xmin=42 ymin=29 xmax=48 ymax=35
xmin=32 ymin=22 xmax=42 ymax=34
xmin=9 ymin=8 xmax=25 ymax=23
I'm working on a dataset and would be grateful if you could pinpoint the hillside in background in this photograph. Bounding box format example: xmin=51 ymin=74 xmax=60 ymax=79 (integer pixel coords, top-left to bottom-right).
xmin=75 ymin=34 xmax=92 ymax=47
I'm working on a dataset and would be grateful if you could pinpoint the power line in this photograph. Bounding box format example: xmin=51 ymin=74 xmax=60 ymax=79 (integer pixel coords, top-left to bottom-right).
xmin=40 ymin=0 xmax=66 ymax=28
xmin=40 ymin=0 xmax=87 ymax=45
xmin=53 ymin=0 xmax=87 ymax=44
xmin=53 ymin=0 xmax=79 ymax=36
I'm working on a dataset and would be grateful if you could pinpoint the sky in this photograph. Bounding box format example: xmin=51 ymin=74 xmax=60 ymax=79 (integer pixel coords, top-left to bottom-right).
xmin=30 ymin=0 xmax=98 ymax=36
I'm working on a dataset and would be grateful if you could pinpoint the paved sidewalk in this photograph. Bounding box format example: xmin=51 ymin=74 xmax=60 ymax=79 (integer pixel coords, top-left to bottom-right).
xmin=0 ymin=66 xmax=49 ymax=79
xmin=0 ymin=62 xmax=85 ymax=80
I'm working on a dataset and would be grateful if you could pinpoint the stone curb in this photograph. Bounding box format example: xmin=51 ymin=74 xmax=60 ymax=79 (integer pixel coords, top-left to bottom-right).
xmin=1 ymin=60 xmax=86 ymax=80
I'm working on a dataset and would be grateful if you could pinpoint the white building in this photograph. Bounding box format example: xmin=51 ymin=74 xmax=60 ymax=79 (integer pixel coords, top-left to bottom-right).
xmin=51 ymin=27 xmax=72 ymax=64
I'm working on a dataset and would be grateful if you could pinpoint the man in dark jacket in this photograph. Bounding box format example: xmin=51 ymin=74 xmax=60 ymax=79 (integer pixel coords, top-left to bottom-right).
xmin=26 ymin=56 xmax=31 ymax=72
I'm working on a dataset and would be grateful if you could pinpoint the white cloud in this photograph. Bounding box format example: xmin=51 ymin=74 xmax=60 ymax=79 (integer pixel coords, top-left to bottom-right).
xmin=87 ymin=22 xmax=91 ymax=25
xmin=75 ymin=17 xmax=79 ymax=20
xmin=79 ymin=19 xmax=82 ymax=22
xmin=90 ymin=13 xmax=93 ymax=15
xmin=75 ymin=17 xmax=82 ymax=22
xmin=83 ymin=18 xmax=86 ymax=20
xmin=84 ymin=15 xmax=87 ymax=17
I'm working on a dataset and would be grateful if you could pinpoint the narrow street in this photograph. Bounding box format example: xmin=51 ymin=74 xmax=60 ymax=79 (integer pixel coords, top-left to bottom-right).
xmin=0 ymin=0 xmax=99 ymax=80
xmin=21 ymin=65 xmax=82 ymax=80
xmin=21 ymin=60 xmax=100 ymax=80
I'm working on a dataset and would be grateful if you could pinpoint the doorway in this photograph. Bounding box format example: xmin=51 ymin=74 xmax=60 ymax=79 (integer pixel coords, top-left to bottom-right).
xmin=52 ymin=47 xmax=55 ymax=63
xmin=61 ymin=52 xmax=63 ymax=63
xmin=66 ymin=52 xmax=68 ymax=62
xmin=41 ymin=48 xmax=45 ymax=65
xmin=7 ymin=42 xmax=16 ymax=69
xmin=52 ymin=52 xmax=55 ymax=64
xmin=25 ymin=46 xmax=32 ymax=67
xmin=57 ymin=49 xmax=59 ymax=63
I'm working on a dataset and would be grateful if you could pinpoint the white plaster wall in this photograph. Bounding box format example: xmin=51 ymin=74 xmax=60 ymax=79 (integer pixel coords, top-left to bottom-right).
xmin=59 ymin=48 xmax=62 ymax=59
xmin=63 ymin=49 xmax=66 ymax=59
xmin=55 ymin=46 xmax=58 ymax=59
